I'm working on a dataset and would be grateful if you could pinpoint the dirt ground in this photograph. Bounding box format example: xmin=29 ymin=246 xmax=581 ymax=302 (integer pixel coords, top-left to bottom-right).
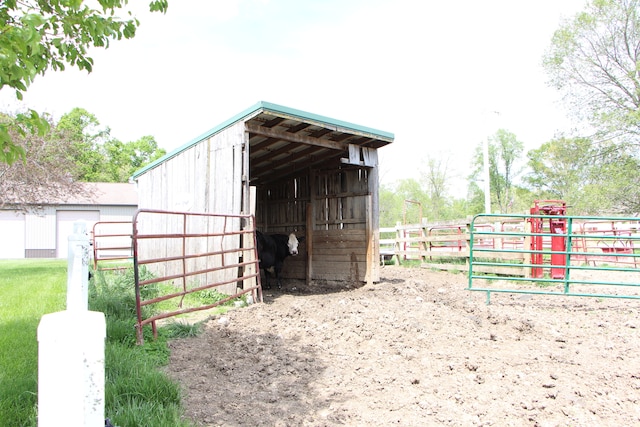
xmin=166 ymin=266 xmax=640 ymax=427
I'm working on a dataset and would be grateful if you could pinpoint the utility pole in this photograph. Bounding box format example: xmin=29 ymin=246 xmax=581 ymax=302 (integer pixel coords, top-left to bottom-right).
xmin=481 ymin=110 xmax=501 ymax=214
xmin=483 ymin=137 xmax=491 ymax=214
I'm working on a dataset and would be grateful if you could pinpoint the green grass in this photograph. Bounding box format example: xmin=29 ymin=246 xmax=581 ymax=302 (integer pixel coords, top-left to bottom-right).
xmin=0 ymin=260 xmax=207 ymax=427
xmin=134 ymin=272 xmax=244 ymax=320
xmin=90 ymin=268 xmax=200 ymax=426
xmin=0 ymin=259 xmax=67 ymax=427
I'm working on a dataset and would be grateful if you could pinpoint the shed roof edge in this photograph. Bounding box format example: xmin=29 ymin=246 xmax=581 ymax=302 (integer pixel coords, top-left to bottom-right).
xmin=257 ymin=101 xmax=395 ymax=140
xmin=131 ymin=101 xmax=394 ymax=180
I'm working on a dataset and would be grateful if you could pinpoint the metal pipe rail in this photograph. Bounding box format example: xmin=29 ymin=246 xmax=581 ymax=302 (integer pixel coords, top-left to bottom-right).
xmin=468 ymin=213 xmax=640 ymax=304
xmin=132 ymin=209 xmax=262 ymax=344
xmin=92 ymin=221 xmax=134 ymax=270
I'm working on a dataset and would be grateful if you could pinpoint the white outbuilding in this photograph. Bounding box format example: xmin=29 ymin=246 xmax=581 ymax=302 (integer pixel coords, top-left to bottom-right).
xmin=0 ymin=182 xmax=137 ymax=259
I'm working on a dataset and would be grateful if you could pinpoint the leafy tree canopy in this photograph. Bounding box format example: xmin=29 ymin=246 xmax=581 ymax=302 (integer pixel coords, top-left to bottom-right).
xmin=0 ymin=0 xmax=168 ymax=164
xmin=1 ymin=107 xmax=166 ymax=211
xmin=542 ymin=0 xmax=640 ymax=214
xmin=525 ymin=137 xmax=595 ymax=198
xmin=543 ymin=0 xmax=640 ymax=142
xmin=379 ymin=177 xmax=471 ymax=226
xmin=524 ymin=136 xmax=605 ymax=214
xmin=0 ymin=111 xmax=86 ymax=210
xmin=53 ymin=107 xmax=165 ymax=182
xmin=470 ymin=129 xmax=525 ymax=214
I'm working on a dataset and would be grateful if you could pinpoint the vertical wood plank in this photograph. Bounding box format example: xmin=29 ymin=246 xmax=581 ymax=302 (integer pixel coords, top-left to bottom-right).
xmin=306 ymin=202 xmax=313 ymax=285
xmin=368 ymin=151 xmax=381 ymax=281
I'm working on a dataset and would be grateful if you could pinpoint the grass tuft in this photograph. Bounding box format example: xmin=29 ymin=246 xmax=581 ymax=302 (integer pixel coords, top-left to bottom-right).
xmin=90 ymin=267 xmax=197 ymax=426
xmin=0 ymin=260 xmax=66 ymax=427
xmin=162 ymin=320 xmax=204 ymax=339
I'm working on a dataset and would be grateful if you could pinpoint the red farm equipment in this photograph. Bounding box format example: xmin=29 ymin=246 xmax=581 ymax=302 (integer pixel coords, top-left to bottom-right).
xmin=529 ymin=200 xmax=567 ymax=279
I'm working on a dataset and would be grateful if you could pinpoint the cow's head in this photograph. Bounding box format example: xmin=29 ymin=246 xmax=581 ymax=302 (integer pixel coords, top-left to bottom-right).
xmin=287 ymin=233 xmax=300 ymax=256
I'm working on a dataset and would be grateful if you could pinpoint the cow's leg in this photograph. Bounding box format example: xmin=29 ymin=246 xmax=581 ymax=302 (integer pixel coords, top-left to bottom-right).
xmin=262 ymin=268 xmax=272 ymax=289
xmin=274 ymin=261 xmax=283 ymax=289
xmin=264 ymin=267 xmax=280 ymax=289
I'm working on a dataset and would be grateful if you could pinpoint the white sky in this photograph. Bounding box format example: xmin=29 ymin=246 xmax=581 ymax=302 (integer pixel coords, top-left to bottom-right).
xmin=0 ymin=0 xmax=587 ymax=196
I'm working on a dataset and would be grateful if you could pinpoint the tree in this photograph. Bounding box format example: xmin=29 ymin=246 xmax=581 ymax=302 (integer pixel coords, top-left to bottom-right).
xmin=379 ymin=183 xmax=401 ymax=227
xmin=0 ymin=113 xmax=88 ymax=210
xmin=54 ymin=107 xmax=110 ymax=181
xmin=470 ymin=129 xmax=524 ymax=213
xmin=51 ymin=107 xmax=165 ymax=182
xmin=1 ymin=107 xmax=166 ymax=211
xmin=543 ymin=0 xmax=640 ymax=141
xmin=379 ymin=179 xmax=428 ymax=226
xmin=103 ymin=135 xmax=165 ymax=182
xmin=465 ymin=181 xmax=486 ymax=216
xmin=0 ymin=0 xmax=168 ymax=164
xmin=421 ymin=155 xmax=449 ymax=219
xmin=525 ymin=136 xmax=595 ymax=197
xmin=543 ymin=1 xmax=640 ymax=213
xmin=594 ymin=146 xmax=640 ymax=214
xmin=524 ymin=136 xmax=601 ymax=214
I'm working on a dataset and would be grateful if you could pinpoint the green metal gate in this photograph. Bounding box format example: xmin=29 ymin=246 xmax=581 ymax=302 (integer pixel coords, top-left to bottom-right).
xmin=468 ymin=213 xmax=640 ymax=304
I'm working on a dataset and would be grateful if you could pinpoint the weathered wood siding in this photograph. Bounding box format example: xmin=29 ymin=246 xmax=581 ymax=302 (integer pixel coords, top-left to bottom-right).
xmin=136 ymin=121 xmax=245 ymax=214
xmin=259 ymin=164 xmax=380 ymax=284
xmin=307 ymin=228 xmax=368 ymax=282
xmin=135 ymin=117 xmax=385 ymax=287
xmin=256 ymin=175 xmax=309 ymax=233
xmin=135 ymin=122 xmax=246 ymax=294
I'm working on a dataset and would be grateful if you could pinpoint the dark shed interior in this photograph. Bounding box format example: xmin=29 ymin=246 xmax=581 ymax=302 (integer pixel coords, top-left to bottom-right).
xmin=244 ymin=102 xmax=394 ymax=284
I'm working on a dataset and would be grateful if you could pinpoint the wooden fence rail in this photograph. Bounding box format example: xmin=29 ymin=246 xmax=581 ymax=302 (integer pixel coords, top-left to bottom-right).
xmin=380 ymin=220 xmax=490 ymax=273
xmin=380 ymin=216 xmax=640 ymax=277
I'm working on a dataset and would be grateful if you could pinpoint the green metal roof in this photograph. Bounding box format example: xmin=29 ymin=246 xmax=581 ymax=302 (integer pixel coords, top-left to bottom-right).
xmin=132 ymin=101 xmax=394 ymax=180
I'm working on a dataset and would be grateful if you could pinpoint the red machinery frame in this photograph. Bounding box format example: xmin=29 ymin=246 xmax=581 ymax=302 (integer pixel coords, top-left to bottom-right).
xmin=529 ymin=200 xmax=567 ymax=279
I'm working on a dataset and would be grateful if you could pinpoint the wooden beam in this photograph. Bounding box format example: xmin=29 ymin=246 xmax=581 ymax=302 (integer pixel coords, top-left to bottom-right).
xmin=252 ymin=144 xmax=323 ymax=172
xmin=246 ymin=123 xmax=348 ymax=151
xmin=263 ymin=117 xmax=285 ymax=128
xmin=252 ymin=151 xmax=344 ymax=186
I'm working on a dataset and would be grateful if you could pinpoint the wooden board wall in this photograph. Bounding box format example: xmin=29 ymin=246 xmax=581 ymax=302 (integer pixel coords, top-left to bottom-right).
xmin=134 ymin=122 xmax=246 ymax=294
xmin=260 ymin=165 xmax=379 ymax=284
xmin=256 ymin=175 xmax=309 ymax=233
xmin=135 ymin=120 xmax=382 ymax=288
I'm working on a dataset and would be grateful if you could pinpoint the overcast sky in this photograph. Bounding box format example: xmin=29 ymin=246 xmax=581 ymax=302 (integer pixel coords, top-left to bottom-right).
xmin=0 ymin=0 xmax=587 ymax=196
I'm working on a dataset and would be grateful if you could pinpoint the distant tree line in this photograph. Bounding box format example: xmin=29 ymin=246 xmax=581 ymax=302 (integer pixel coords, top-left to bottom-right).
xmin=380 ymin=126 xmax=640 ymax=227
xmin=0 ymin=0 xmax=168 ymax=165
xmin=0 ymin=107 xmax=165 ymax=210
xmin=381 ymin=0 xmax=640 ymax=226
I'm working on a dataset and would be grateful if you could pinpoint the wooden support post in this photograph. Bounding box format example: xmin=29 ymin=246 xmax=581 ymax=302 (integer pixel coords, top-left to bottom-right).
xmin=306 ymin=202 xmax=313 ymax=286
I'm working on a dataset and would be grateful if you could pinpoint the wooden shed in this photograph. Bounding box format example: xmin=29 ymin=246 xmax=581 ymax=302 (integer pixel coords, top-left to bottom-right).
xmin=132 ymin=101 xmax=394 ymax=288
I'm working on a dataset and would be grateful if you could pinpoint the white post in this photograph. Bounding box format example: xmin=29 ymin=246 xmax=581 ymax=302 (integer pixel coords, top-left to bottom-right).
xmin=66 ymin=221 xmax=90 ymax=311
xmin=38 ymin=221 xmax=106 ymax=427
xmin=483 ymin=137 xmax=491 ymax=214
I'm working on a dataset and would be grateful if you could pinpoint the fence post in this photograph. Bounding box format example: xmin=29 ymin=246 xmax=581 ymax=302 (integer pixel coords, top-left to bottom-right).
xmin=394 ymin=221 xmax=402 ymax=265
xmin=465 ymin=216 xmax=472 ymax=274
xmin=37 ymin=221 xmax=106 ymax=427
xmin=66 ymin=221 xmax=90 ymax=310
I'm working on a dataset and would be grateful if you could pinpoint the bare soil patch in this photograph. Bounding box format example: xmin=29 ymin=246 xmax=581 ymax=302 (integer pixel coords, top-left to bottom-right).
xmin=166 ymin=266 xmax=640 ymax=426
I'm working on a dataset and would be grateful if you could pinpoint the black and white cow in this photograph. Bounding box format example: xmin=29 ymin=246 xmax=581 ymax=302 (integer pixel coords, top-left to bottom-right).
xmin=255 ymin=231 xmax=303 ymax=290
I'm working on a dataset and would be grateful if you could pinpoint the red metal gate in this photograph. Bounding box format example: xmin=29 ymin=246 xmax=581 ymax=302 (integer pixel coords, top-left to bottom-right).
xmin=132 ymin=209 xmax=262 ymax=344
xmin=92 ymin=221 xmax=133 ymax=270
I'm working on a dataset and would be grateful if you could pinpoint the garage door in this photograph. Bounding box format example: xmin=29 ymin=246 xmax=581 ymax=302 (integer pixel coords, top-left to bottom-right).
xmin=56 ymin=210 xmax=100 ymax=258
xmin=0 ymin=211 xmax=25 ymax=258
